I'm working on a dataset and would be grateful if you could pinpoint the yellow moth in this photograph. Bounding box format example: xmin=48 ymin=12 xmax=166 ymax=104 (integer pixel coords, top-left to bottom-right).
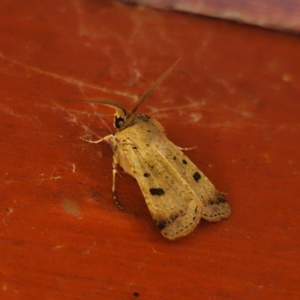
xmin=83 ymin=61 xmax=231 ymax=240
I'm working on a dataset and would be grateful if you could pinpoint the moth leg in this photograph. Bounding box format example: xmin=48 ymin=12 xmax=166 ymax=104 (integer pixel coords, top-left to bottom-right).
xmin=176 ymin=145 xmax=197 ymax=151
xmin=80 ymin=134 xmax=113 ymax=144
xmin=112 ymin=152 xmax=124 ymax=211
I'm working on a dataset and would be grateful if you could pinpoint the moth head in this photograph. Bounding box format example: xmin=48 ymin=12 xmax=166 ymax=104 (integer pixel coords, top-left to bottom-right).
xmin=87 ymin=99 xmax=128 ymax=129
xmin=79 ymin=98 xmax=127 ymax=126
xmin=114 ymin=114 xmax=125 ymax=129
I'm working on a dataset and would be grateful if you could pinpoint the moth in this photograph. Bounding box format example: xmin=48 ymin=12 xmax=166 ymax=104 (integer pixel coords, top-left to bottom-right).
xmin=83 ymin=60 xmax=231 ymax=240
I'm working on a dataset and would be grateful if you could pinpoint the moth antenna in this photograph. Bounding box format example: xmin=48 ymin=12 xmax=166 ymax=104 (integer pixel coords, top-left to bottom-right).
xmin=81 ymin=98 xmax=127 ymax=116
xmin=131 ymin=58 xmax=181 ymax=114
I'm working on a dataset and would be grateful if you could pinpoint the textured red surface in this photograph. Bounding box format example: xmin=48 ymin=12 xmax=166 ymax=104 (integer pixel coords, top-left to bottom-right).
xmin=0 ymin=0 xmax=300 ymax=299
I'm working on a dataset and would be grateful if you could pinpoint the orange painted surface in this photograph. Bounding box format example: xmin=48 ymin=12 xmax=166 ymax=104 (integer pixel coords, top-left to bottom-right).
xmin=0 ymin=0 xmax=299 ymax=299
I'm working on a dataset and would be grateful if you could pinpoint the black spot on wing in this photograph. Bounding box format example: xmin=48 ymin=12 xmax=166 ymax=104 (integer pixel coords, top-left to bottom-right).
xmin=203 ymin=193 xmax=229 ymax=219
xmin=150 ymin=188 xmax=165 ymax=196
xmin=217 ymin=194 xmax=227 ymax=203
xmin=182 ymin=159 xmax=187 ymax=164
xmin=208 ymin=195 xmax=227 ymax=206
xmin=157 ymin=219 xmax=168 ymax=230
xmin=208 ymin=199 xmax=215 ymax=205
xmin=170 ymin=210 xmax=185 ymax=222
xmin=193 ymin=172 xmax=201 ymax=182
xmin=143 ymin=173 xmax=150 ymax=178
xmin=170 ymin=214 xmax=178 ymax=222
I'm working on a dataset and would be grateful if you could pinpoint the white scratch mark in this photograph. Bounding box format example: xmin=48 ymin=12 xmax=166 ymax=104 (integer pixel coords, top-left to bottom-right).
xmin=50 ymin=176 xmax=62 ymax=180
xmin=0 ymin=103 xmax=44 ymax=128
xmin=185 ymin=113 xmax=203 ymax=124
xmin=221 ymin=104 xmax=254 ymax=119
xmin=37 ymin=101 xmax=114 ymax=137
xmin=0 ymin=52 xmax=136 ymax=99
xmin=151 ymin=247 xmax=158 ymax=253
xmin=71 ymin=164 xmax=76 ymax=173
xmin=52 ymin=245 xmax=66 ymax=250
xmin=97 ymin=151 xmax=103 ymax=158
xmin=133 ymin=68 xmax=142 ymax=80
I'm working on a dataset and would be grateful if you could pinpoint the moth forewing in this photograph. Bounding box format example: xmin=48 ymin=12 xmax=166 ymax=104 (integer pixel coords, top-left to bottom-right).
xmin=154 ymin=138 xmax=231 ymax=222
xmin=113 ymin=117 xmax=203 ymax=239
